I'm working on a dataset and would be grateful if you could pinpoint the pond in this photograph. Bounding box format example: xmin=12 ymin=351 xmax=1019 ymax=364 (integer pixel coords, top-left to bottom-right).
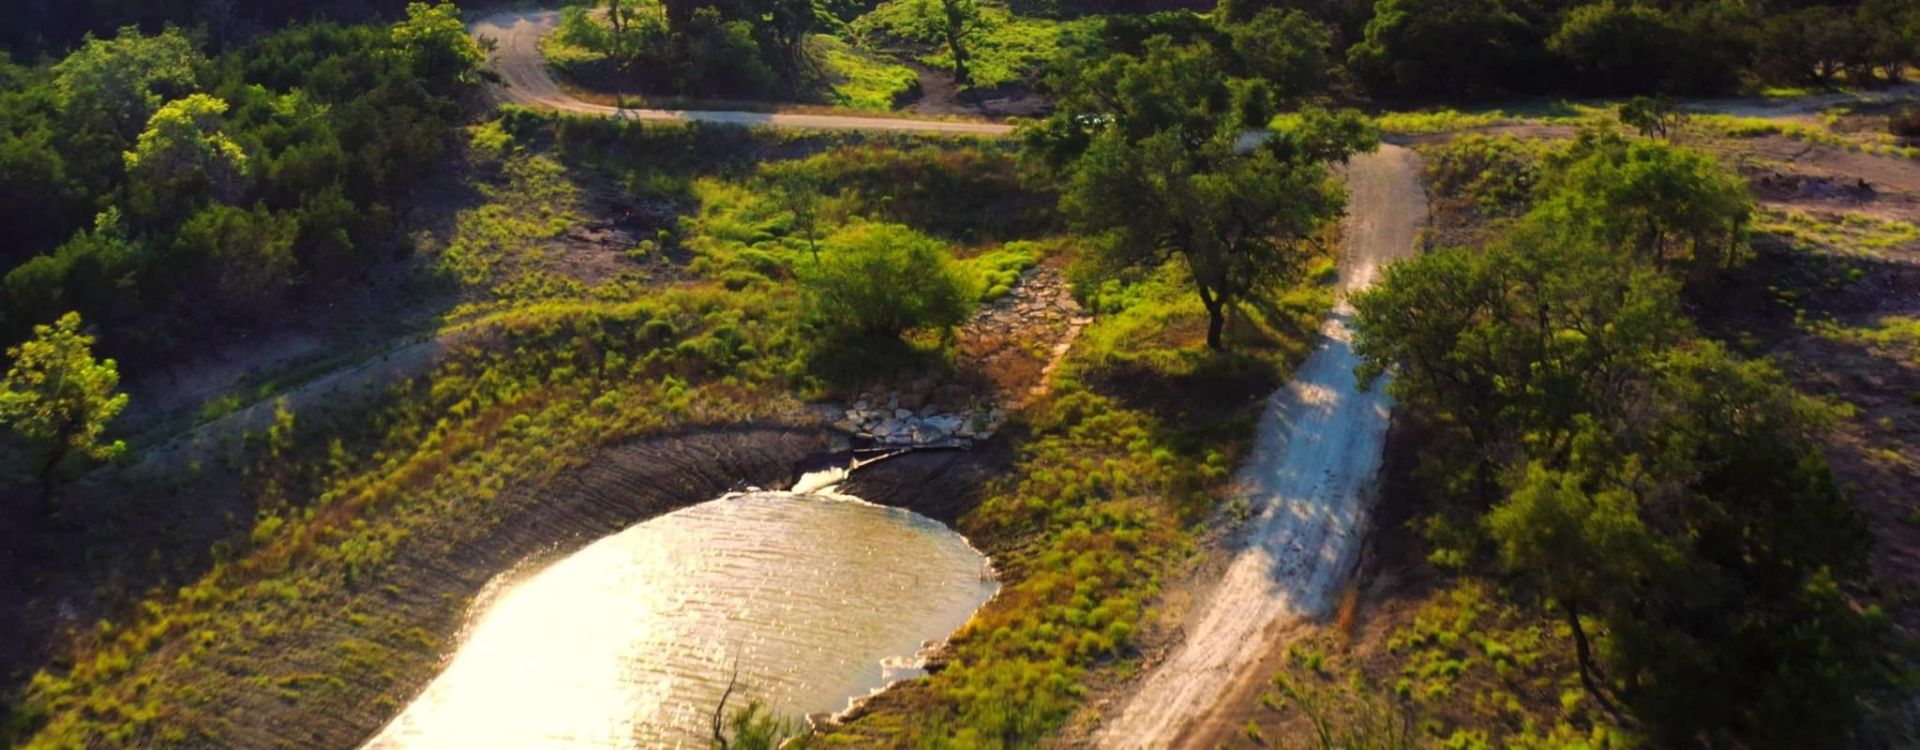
xmin=363 ymin=487 xmax=996 ymax=748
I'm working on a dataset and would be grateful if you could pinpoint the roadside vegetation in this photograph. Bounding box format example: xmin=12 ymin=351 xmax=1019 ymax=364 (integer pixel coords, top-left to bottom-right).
xmin=541 ymin=0 xmax=1920 ymax=121
xmin=1333 ymin=119 xmax=1904 ymax=749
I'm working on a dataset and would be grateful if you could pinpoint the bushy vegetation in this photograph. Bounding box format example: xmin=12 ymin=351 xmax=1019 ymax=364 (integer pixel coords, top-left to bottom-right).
xmin=1259 ymin=582 xmax=1623 ymax=749
xmin=1812 ymin=314 xmax=1920 ymax=360
xmin=1421 ymin=134 xmax=1548 ymax=216
xmin=853 ymin=0 xmax=1101 ymax=90
xmin=546 ymin=0 xmax=814 ymax=98
xmin=1689 ymin=110 xmax=1920 ymax=160
xmin=1757 ymin=208 xmax=1920 ymax=257
xmin=1353 ymin=131 xmax=1889 ymax=748
xmin=1346 ymin=0 xmax=1920 ymax=99
xmin=0 ymin=4 xmax=479 ymax=361
xmin=800 ymin=221 xmax=976 ymax=342
xmin=812 ymin=35 xmax=921 ymax=110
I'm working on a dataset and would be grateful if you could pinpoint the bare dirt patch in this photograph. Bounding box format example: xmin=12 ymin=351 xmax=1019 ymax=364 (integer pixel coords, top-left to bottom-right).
xmin=1692 ymin=245 xmax=1920 ymax=635
xmin=1701 ymin=135 xmax=1920 ymax=221
xmin=901 ymin=63 xmax=1050 ymax=119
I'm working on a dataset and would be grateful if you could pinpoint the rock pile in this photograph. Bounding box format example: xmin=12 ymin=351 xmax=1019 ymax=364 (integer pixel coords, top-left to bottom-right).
xmin=960 ymin=266 xmax=1090 ymax=348
xmin=814 ymin=265 xmax=1090 ymax=446
xmin=828 ymin=383 xmax=1007 ymax=446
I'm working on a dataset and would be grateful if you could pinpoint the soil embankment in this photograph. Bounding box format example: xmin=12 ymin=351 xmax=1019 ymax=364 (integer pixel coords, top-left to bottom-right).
xmin=842 ymin=441 xmax=1013 ymax=527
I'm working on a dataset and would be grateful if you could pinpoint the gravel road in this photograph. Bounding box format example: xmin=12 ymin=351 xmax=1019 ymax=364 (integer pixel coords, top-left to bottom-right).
xmin=1092 ymin=145 xmax=1426 ymax=749
xmin=469 ymin=10 xmax=1015 ymax=136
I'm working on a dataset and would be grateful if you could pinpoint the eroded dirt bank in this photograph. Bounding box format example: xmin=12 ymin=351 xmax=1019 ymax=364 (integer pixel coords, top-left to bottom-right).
xmin=841 ymin=441 xmax=1013 ymax=527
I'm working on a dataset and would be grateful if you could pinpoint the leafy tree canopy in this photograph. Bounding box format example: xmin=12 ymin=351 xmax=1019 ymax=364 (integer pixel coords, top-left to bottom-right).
xmin=1031 ymin=36 xmax=1374 ymax=351
xmin=1535 ymin=129 xmax=1753 ymax=276
xmin=0 ymin=311 xmax=129 ymax=494
xmin=123 ymin=93 xmax=251 ymax=215
xmin=51 ymin=26 xmax=204 ymax=140
xmin=391 ymin=2 xmax=485 ymax=87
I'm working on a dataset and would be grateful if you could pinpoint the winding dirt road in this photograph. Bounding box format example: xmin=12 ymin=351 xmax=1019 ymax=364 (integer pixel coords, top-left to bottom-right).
xmin=470 ymin=10 xmax=1015 ymax=136
xmin=1092 ymin=146 xmax=1425 ymax=749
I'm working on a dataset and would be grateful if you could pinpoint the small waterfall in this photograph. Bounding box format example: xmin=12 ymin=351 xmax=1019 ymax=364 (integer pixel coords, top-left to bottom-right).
xmin=790 ymin=466 xmax=850 ymax=496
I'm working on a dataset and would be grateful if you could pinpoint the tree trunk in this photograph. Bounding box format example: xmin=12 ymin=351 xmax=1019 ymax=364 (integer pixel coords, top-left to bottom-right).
xmin=1197 ymin=284 xmax=1227 ymax=352
xmin=1562 ymin=599 xmax=1623 ymax=719
xmin=942 ymin=0 xmax=971 ymax=86
xmin=39 ymin=440 xmax=67 ymax=498
xmin=607 ymin=0 xmax=624 ymax=33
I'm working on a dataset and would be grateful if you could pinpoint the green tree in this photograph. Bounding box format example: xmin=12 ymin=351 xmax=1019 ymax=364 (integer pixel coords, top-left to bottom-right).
xmin=1346 ymin=0 xmax=1542 ymax=98
xmin=392 ymin=2 xmax=485 ymax=88
xmin=1616 ymin=95 xmax=1684 ymax=139
xmin=1035 ymin=38 xmax=1373 ymax=351
xmin=937 ymin=0 xmax=980 ymax=86
xmin=0 ymin=312 xmax=130 ymax=498
xmin=168 ymin=204 xmax=298 ymax=322
xmin=1857 ymin=0 xmax=1920 ymax=82
xmin=1223 ymin=8 xmax=1336 ymax=100
xmin=676 ymin=9 xmax=779 ymax=96
xmin=560 ymin=4 xmax=614 ymax=55
xmin=1535 ymin=131 xmax=1751 ymax=275
xmin=1487 ymin=457 xmax=1672 ymax=716
xmin=123 ymin=93 xmax=251 ymax=217
xmin=1353 ymin=226 xmax=1687 ymax=499
xmin=760 ymin=0 xmax=819 ymax=85
xmin=860 ymin=0 xmax=983 ymax=86
xmin=51 ymin=26 xmax=203 ymax=140
xmin=1354 ymin=197 xmax=1882 ymax=746
xmin=3 ymin=209 xmax=149 ymax=341
xmin=1549 ymin=4 xmax=1728 ymax=95
xmin=1755 ymin=6 xmax=1868 ymax=85
xmin=1613 ymin=343 xmax=1877 ymax=747
xmin=802 ymin=222 xmax=974 ymax=341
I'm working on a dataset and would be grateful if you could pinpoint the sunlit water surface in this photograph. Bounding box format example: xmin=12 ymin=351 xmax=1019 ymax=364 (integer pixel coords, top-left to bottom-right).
xmin=363 ymin=490 xmax=996 ymax=749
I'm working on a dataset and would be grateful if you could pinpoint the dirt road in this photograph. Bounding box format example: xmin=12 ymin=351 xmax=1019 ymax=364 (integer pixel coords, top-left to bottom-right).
xmin=469 ymin=10 xmax=1015 ymax=136
xmin=1091 ymin=146 xmax=1425 ymax=749
xmin=1686 ymin=84 xmax=1919 ymax=120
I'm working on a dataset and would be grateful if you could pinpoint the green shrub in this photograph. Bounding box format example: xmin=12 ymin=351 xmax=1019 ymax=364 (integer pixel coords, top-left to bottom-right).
xmin=1891 ymin=107 xmax=1920 ymax=139
xmin=960 ymin=241 xmax=1043 ymax=301
xmin=813 ymin=34 xmax=919 ymax=109
xmin=802 ymin=221 xmax=975 ymax=340
xmin=1422 ymin=135 xmax=1545 ymax=215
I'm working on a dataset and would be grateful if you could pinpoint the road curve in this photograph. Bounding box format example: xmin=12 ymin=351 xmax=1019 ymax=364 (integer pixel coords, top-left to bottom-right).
xmin=1092 ymin=145 xmax=1425 ymax=749
xmin=469 ymin=10 xmax=1016 ymax=136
